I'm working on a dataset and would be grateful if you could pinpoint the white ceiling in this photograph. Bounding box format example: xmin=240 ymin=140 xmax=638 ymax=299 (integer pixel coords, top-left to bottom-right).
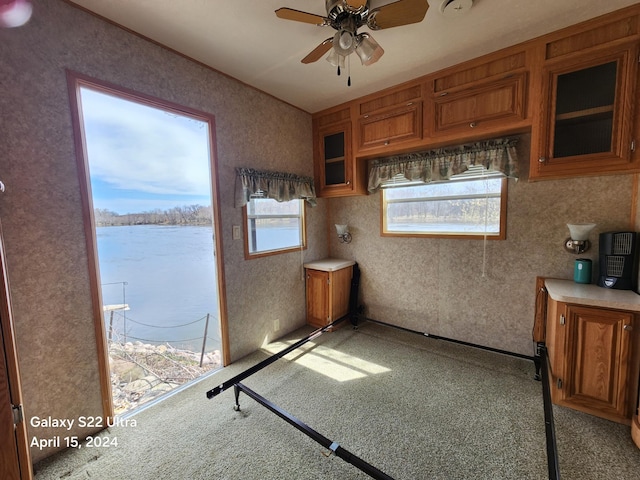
xmin=67 ymin=0 xmax=640 ymax=113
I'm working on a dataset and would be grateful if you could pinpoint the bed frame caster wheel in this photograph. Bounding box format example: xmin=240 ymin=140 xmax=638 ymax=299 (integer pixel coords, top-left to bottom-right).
xmin=233 ymin=404 xmax=241 ymax=412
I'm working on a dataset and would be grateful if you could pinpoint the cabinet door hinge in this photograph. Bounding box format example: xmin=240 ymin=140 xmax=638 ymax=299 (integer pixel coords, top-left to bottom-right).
xmin=559 ymin=314 xmax=565 ymax=326
xmin=557 ymin=379 xmax=563 ymax=389
xmin=12 ymin=404 xmax=24 ymax=425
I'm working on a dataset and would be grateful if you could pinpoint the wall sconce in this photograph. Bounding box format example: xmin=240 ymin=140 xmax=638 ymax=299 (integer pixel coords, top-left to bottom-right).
xmin=335 ymin=224 xmax=351 ymax=244
xmin=565 ymin=223 xmax=596 ymax=254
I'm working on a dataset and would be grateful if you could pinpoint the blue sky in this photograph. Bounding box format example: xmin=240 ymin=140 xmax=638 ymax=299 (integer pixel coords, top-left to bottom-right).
xmin=79 ymin=87 xmax=213 ymax=215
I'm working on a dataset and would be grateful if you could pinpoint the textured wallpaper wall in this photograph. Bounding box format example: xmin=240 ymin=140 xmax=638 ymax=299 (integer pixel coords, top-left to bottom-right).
xmin=328 ymin=135 xmax=636 ymax=356
xmin=0 ymin=0 xmax=324 ymax=462
xmin=2 ymin=0 xmax=638 ymax=467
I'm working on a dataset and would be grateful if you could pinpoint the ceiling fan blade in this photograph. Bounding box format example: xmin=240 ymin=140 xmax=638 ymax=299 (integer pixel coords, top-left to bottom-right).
xmin=301 ymin=38 xmax=334 ymax=64
xmin=275 ymin=7 xmax=328 ymax=26
xmin=367 ymin=0 xmax=429 ymax=30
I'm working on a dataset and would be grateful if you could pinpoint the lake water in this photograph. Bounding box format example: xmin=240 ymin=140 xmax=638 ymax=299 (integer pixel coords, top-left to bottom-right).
xmin=96 ymin=225 xmax=220 ymax=353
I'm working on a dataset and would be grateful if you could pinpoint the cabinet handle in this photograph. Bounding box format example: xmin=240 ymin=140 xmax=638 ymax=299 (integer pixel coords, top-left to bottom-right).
xmin=538 ymin=157 xmax=546 ymax=163
xmin=364 ymin=114 xmax=369 ymax=118
xmin=469 ymin=122 xmax=477 ymax=128
xmin=407 ymin=102 xmax=413 ymax=106
xmin=384 ymin=140 xmax=389 ymax=145
xmin=624 ymin=324 xmax=633 ymax=331
xmin=346 ymin=180 xmax=351 ymax=185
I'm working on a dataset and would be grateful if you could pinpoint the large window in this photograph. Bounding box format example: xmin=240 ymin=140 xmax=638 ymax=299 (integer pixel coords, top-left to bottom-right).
xmin=244 ymin=198 xmax=306 ymax=258
xmin=382 ymin=175 xmax=507 ymax=239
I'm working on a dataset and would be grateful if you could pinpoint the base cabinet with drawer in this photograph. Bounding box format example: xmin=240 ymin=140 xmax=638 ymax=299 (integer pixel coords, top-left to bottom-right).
xmin=543 ymin=279 xmax=640 ymax=425
xmin=304 ymin=259 xmax=354 ymax=329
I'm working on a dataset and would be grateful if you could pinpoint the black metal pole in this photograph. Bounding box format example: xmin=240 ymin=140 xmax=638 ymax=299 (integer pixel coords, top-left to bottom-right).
xmin=539 ymin=344 xmax=561 ymax=480
xmin=235 ymin=382 xmax=395 ymax=480
xmin=206 ymin=316 xmax=348 ymax=399
xmin=366 ymin=318 xmax=534 ymax=361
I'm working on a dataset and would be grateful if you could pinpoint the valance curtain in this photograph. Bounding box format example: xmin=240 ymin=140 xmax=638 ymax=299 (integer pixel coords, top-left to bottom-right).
xmin=367 ymin=138 xmax=519 ymax=193
xmin=235 ymin=168 xmax=317 ymax=207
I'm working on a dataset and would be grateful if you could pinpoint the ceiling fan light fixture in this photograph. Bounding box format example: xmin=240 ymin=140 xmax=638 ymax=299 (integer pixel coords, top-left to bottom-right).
xmin=339 ymin=30 xmax=353 ymax=49
xmin=326 ymin=48 xmax=346 ymax=68
xmin=355 ymin=33 xmax=384 ymax=65
xmin=332 ymin=29 xmax=356 ymax=56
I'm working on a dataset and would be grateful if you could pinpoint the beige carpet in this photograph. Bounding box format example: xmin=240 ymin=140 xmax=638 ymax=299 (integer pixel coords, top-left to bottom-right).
xmin=33 ymin=321 xmax=640 ymax=479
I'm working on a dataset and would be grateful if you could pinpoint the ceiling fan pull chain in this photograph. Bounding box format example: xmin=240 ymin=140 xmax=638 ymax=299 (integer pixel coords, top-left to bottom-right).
xmin=347 ymin=55 xmax=351 ymax=87
xmin=337 ymin=65 xmax=341 ymax=76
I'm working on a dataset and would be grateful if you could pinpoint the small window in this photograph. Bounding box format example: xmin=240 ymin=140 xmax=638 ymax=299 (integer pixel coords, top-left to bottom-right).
xmin=244 ymin=198 xmax=306 ymax=258
xmin=382 ymin=175 xmax=507 ymax=239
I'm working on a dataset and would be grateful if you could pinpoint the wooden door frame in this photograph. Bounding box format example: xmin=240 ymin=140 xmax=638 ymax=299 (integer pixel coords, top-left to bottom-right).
xmin=66 ymin=70 xmax=230 ymax=423
xmin=0 ymin=220 xmax=33 ymax=479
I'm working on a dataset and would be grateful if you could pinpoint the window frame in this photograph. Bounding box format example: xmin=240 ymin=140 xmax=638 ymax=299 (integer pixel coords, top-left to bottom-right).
xmin=242 ymin=198 xmax=307 ymax=259
xmin=380 ymin=177 xmax=508 ymax=240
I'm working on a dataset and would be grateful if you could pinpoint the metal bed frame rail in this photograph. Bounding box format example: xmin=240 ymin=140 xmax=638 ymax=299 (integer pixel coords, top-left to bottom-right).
xmin=538 ymin=343 xmax=561 ymax=480
xmin=206 ymin=316 xmax=561 ymax=480
xmin=206 ymin=317 xmax=346 ymax=400
xmin=233 ymin=382 xmax=394 ymax=480
xmin=206 ymin=315 xmax=396 ymax=480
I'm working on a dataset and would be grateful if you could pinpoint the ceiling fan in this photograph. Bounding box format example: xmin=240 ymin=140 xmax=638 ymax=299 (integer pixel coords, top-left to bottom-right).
xmin=276 ymin=0 xmax=429 ymax=80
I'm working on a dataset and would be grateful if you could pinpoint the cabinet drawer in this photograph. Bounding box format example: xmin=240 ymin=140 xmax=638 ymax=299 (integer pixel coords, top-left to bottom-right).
xmin=359 ymin=84 xmax=421 ymax=116
xmin=432 ymin=73 xmax=527 ymax=134
xmin=357 ymin=102 xmax=422 ymax=151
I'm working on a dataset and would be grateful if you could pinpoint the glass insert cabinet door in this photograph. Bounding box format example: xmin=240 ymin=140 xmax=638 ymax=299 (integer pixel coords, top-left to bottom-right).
xmin=538 ymin=44 xmax=637 ymax=174
xmin=553 ymin=60 xmax=617 ymax=158
xmin=317 ymin=121 xmax=352 ymax=192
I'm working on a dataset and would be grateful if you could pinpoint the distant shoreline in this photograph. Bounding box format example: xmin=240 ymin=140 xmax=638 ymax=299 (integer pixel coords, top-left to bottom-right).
xmin=94 ymin=205 xmax=212 ymax=227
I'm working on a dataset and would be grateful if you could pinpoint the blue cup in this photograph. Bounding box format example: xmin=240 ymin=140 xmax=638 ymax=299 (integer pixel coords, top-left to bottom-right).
xmin=574 ymin=259 xmax=592 ymax=284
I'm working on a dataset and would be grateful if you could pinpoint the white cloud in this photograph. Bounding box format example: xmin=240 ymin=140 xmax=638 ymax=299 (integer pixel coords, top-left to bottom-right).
xmin=80 ymin=88 xmax=212 ymax=197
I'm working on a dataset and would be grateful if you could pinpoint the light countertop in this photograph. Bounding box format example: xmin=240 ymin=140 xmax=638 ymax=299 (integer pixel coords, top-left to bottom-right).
xmin=545 ymin=278 xmax=640 ymax=312
xmin=303 ymin=258 xmax=355 ymax=272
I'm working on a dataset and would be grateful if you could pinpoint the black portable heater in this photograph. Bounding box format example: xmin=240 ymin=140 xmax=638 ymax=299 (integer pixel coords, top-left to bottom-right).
xmin=597 ymin=231 xmax=640 ymax=291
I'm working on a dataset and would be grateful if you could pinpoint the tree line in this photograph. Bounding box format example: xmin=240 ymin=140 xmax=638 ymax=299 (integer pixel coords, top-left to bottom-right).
xmin=94 ymin=205 xmax=212 ymax=227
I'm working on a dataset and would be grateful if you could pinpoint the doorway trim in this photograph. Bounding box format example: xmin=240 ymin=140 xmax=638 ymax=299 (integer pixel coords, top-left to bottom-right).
xmin=65 ymin=70 xmax=230 ymax=422
xmin=0 ymin=220 xmax=33 ymax=479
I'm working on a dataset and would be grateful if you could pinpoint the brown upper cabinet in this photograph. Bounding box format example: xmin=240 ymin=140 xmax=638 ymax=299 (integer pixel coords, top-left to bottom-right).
xmin=530 ymin=14 xmax=640 ymax=180
xmin=312 ymin=4 xmax=640 ymax=197
xmin=313 ymin=106 xmax=367 ymax=197
xmin=356 ymin=83 xmax=423 ymax=152
xmin=427 ymin=50 xmax=529 ymax=139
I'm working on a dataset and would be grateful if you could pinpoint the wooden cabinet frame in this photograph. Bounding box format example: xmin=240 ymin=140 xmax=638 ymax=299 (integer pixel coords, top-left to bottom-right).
xmin=532 ymin=42 xmax=640 ymax=179
xmin=544 ymin=294 xmax=639 ymax=424
xmin=313 ymin=113 xmax=367 ymax=198
xmin=305 ymin=266 xmax=353 ymax=329
xmin=311 ymin=5 xmax=640 ymax=192
xmin=431 ymin=72 xmax=528 ymax=136
xmin=562 ymin=304 xmax=634 ymax=420
xmin=357 ymin=101 xmax=423 ymax=151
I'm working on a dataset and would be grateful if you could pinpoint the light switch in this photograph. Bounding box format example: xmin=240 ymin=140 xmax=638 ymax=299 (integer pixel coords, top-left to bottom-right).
xmin=232 ymin=225 xmax=241 ymax=240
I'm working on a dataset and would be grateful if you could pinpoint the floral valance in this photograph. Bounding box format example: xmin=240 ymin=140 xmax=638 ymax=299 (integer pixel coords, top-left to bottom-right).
xmin=235 ymin=168 xmax=317 ymax=208
xmin=367 ymin=138 xmax=519 ymax=193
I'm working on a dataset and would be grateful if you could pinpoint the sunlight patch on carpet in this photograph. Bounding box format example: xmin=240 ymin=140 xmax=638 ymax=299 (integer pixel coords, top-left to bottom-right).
xmin=262 ymin=340 xmax=391 ymax=382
